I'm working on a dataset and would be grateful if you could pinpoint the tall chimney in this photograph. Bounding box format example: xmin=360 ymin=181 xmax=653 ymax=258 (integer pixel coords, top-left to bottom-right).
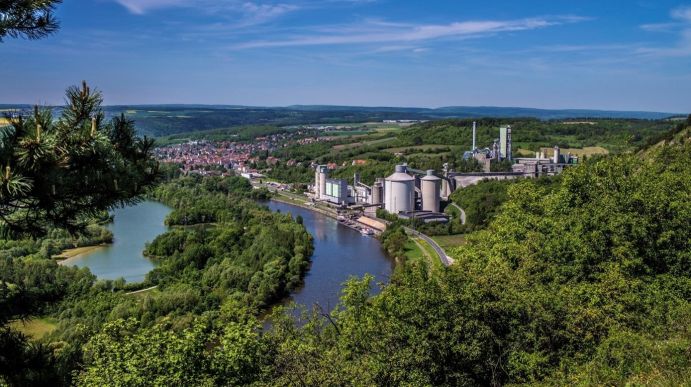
xmin=472 ymin=121 xmax=477 ymax=150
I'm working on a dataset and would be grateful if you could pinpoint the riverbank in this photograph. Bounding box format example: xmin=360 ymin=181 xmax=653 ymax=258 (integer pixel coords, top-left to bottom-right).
xmin=270 ymin=192 xmax=384 ymax=237
xmin=54 ymin=245 xmax=107 ymax=265
xmin=270 ymin=193 xmax=339 ymax=219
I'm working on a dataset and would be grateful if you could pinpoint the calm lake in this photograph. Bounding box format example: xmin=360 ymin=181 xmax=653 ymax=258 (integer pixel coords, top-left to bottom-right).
xmin=59 ymin=200 xmax=171 ymax=283
xmin=60 ymin=199 xmax=394 ymax=309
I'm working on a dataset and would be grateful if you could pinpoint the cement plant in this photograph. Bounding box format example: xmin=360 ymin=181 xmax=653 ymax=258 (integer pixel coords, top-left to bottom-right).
xmin=308 ymin=122 xmax=579 ymax=233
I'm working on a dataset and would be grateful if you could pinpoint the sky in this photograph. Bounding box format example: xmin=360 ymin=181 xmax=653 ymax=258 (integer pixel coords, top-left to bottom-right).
xmin=1 ymin=0 xmax=690 ymax=112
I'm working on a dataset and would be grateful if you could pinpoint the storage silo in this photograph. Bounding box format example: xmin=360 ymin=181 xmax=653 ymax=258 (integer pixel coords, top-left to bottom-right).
xmin=318 ymin=165 xmax=328 ymax=200
xmin=314 ymin=167 xmax=322 ymax=197
xmin=553 ymin=145 xmax=560 ymax=164
xmin=384 ymin=165 xmax=415 ymax=214
xmin=421 ymin=170 xmax=441 ymax=212
xmin=372 ymin=178 xmax=383 ymax=205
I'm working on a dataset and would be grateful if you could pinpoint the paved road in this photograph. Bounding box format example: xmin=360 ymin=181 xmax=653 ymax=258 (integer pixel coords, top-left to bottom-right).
xmin=404 ymin=227 xmax=453 ymax=266
xmin=125 ymin=285 xmax=158 ymax=295
xmin=449 ymin=202 xmax=466 ymax=225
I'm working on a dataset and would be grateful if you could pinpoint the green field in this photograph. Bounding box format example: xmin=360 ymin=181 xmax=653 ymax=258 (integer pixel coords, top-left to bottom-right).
xmin=404 ymin=238 xmax=425 ymax=262
xmin=383 ymin=144 xmax=455 ymax=152
xmin=9 ymin=318 xmax=58 ymax=340
xmin=432 ymin=234 xmax=466 ymax=250
xmin=332 ymin=136 xmax=396 ymax=151
xmin=517 ymin=146 xmax=610 ymax=158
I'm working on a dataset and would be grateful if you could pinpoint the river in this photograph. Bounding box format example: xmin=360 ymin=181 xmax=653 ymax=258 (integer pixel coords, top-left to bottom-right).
xmin=265 ymin=200 xmax=394 ymax=310
xmin=60 ymin=199 xmax=394 ymax=309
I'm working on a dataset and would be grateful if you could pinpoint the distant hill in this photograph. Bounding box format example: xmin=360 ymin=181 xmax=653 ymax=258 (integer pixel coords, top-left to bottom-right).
xmin=1 ymin=104 xmax=682 ymax=137
xmin=286 ymin=105 xmax=679 ymax=120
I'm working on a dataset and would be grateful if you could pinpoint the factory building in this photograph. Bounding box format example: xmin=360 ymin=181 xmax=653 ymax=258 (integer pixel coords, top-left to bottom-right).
xmin=512 ymin=145 xmax=578 ymax=177
xmin=384 ymin=165 xmax=415 ymax=214
xmin=323 ymin=178 xmax=349 ymax=204
xmin=420 ymin=170 xmax=441 ymax=212
xmin=312 ymin=165 xmax=351 ymax=205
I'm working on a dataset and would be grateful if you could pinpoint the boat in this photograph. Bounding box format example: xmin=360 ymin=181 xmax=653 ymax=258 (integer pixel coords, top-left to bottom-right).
xmin=361 ymin=228 xmax=374 ymax=236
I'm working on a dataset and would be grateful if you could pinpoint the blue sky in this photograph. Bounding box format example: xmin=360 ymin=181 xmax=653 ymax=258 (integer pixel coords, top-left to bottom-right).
xmin=1 ymin=0 xmax=690 ymax=112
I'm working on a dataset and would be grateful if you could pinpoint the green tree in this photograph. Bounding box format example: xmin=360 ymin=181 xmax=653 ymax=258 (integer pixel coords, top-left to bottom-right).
xmin=0 ymin=0 xmax=61 ymax=41
xmin=1 ymin=82 xmax=159 ymax=235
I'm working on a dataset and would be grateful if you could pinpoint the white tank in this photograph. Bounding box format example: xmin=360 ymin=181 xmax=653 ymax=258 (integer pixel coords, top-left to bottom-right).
xmin=384 ymin=165 xmax=415 ymax=214
xmin=318 ymin=166 xmax=327 ymax=200
xmin=421 ymin=170 xmax=441 ymax=212
xmin=372 ymin=178 xmax=383 ymax=205
xmin=553 ymin=145 xmax=560 ymax=164
xmin=314 ymin=168 xmax=321 ymax=197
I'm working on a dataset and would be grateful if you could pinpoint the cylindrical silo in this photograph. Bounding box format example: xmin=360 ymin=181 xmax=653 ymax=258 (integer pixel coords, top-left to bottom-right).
xmin=421 ymin=170 xmax=441 ymax=212
xmin=318 ymin=166 xmax=327 ymax=199
xmin=553 ymin=145 xmax=560 ymax=164
xmin=314 ymin=167 xmax=321 ymax=197
xmin=384 ymin=165 xmax=415 ymax=214
xmin=372 ymin=178 xmax=383 ymax=205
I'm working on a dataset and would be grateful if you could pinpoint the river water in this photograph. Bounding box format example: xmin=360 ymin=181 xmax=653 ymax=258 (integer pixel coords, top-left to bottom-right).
xmin=265 ymin=201 xmax=394 ymax=310
xmin=61 ymin=199 xmax=394 ymax=309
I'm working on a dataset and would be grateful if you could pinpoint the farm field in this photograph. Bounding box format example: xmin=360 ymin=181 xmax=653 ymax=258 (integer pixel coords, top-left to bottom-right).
xmin=516 ymin=146 xmax=610 ymax=158
xmin=383 ymin=144 xmax=459 ymax=153
xmin=9 ymin=318 xmax=58 ymax=340
xmin=540 ymin=146 xmax=609 ymax=157
xmin=332 ymin=136 xmax=396 ymax=151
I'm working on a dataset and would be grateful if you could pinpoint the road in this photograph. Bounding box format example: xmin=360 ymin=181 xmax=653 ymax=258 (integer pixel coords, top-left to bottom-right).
xmin=449 ymin=202 xmax=466 ymax=225
xmin=404 ymin=227 xmax=453 ymax=266
xmin=125 ymin=285 xmax=158 ymax=295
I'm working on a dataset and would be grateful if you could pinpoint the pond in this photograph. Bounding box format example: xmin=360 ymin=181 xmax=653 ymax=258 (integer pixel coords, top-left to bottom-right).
xmin=59 ymin=201 xmax=171 ymax=283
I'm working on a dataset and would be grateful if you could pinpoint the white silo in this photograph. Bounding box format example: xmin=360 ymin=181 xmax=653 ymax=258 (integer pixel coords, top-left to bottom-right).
xmin=384 ymin=165 xmax=415 ymax=214
xmin=421 ymin=170 xmax=441 ymax=212
xmin=314 ymin=167 xmax=321 ymax=197
xmin=553 ymin=145 xmax=560 ymax=164
xmin=318 ymin=165 xmax=328 ymax=200
xmin=372 ymin=178 xmax=383 ymax=205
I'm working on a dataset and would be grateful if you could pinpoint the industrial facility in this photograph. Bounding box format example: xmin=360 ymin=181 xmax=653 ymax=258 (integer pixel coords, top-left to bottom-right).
xmin=310 ymin=123 xmax=577 ymax=222
xmin=311 ymin=163 xmax=448 ymax=223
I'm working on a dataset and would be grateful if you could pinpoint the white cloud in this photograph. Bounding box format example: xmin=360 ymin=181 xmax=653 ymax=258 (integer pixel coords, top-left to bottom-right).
xmin=233 ymin=16 xmax=582 ymax=49
xmin=114 ymin=0 xmax=298 ymax=24
xmin=115 ymin=0 xmax=186 ymax=14
xmin=238 ymin=2 xmax=298 ymax=25
xmin=671 ymin=5 xmax=691 ymax=22
xmin=638 ymin=5 xmax=691 ymax=57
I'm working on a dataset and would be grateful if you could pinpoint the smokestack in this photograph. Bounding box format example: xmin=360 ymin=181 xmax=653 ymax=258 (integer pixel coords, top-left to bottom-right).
xmin=472 ymin=121 xmax=477 ymax=150
xmin=507 ymin=125 xmax=512 ymax=161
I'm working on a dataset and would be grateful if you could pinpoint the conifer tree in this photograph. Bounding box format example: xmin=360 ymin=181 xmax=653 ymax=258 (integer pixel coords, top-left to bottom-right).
xmin=0 ymin=81 xmax=160 ymax=235
xmin=0 ymin=0 xmax=61 ymax=41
